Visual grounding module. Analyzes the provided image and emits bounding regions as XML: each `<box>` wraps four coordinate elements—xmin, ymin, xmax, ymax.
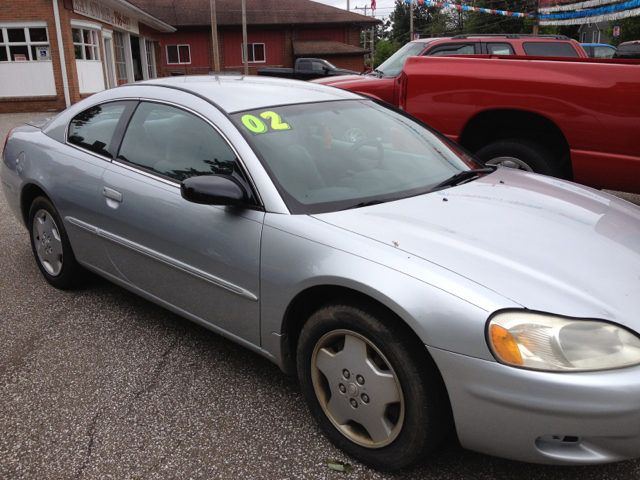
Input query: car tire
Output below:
<box><xmin>476</xmin><ymin>138</ymin><xmax>562</xmax><ymax>177</ymax></box>
<box><xmin>29</xmin><ymin>196</ymin><xmax>83</xmax><ymax>289</ymax></box>
<box><xmin>297</xmin><ymin>301</ymin><xmax>450</xmax><ymax>470</ymax></box>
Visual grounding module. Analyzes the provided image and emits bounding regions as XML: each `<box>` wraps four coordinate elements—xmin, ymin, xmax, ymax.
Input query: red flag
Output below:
<box><xmin>371</xmin><ymin>0</ymin><xmax>376</xmax><ymax>13</ymax></box>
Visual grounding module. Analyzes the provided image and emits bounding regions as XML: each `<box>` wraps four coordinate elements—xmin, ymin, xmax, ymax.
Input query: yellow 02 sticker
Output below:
<box><xmin>241</xmin><ymin>111</ymin><xmax>291</xmax><ymax>135</ymax></box>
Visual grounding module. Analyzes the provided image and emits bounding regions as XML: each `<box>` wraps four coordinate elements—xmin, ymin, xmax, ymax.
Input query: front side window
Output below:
<box><xmin>232</xmin><ymin>100</ymin><xmax>479</xmax><ymax>214</ymax></box>
<box><xmin>68</xmin><ymin>102</ymin><xmax>129</xmax><ymax>158</ymax></box>
<box><xmin>0</xmin><ymin>26</ymin><xmax>50</xmax><ymax>62</ymax></box>
<box><xmin>72</xmin><ymin>28</ymin><xmax>100</xmax><ymax>60</ymax></box>
<box><xmin>166</xmin><ymin>44</ymin><xmax>190</xmax><ymax>64</ymax></box>
<box><xmin>241</xmin><ymin>43</ymin><xmax>266</xmax><ymax>63</ymax></box>
<box><xmin>117</xmin><ymin>102</ymin><xmax>238</xmax><ymax>182</ymax></box>
<box><xmin>428</xmin><ymin>43</ymin><xmax>475</xmax><ymax>56</ymax></box>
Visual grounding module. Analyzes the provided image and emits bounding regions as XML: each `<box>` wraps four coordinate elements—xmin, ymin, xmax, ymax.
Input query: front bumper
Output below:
<box><xmin>429</xmin><ymin>346</ymin><xmax>640</xmax><ymax>465</ymax></box>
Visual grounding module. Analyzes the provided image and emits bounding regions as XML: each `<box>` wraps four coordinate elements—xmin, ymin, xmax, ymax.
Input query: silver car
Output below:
<box><xmin>3</xmin><ymin>76</ymin><xmax>640</xmax><ymax>471</ymax></box>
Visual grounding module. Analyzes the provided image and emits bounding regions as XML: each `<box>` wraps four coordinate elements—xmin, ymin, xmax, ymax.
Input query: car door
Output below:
<box><xmin>62</xmin><ymin>100</ymin><xmax>137</xmax><ymax>273</ymax></box>
<box><xmin>95</xmin><ymin>98</ymin><xmax>265</xmax><ymax>345</ymax></box>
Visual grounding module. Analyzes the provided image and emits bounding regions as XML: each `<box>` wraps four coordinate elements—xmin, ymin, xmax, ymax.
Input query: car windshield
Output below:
<box><xmin>375</xmin><ymin>42</ymin><xmax>427</xmax><ymax>77</ymax></box>
<box><xmin>232</xmin><ymin>100</ymin><xmax>480</xmax><ymax>214</ymax></box>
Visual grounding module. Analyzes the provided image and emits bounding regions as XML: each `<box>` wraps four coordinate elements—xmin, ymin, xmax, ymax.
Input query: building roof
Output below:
<box><xmin>129</xmin><ymin>0</ymin><xmax>381</xmax><ymax>27</ymax></box>
<box><xmin>293</xmin><ymin>39</ymin><xmax>370</xmax><ymax>56</ymax></box>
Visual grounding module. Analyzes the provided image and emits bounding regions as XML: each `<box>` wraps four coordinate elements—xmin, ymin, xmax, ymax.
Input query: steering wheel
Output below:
<box><xmin>346</xmin><ymin>138</ymin><xmax>385</xmax><ymax>170</ymax></box>
<box><xmin>342</xmin><ymin>127</ymin><xmax>369</xmax><ymax>143</ymax></box>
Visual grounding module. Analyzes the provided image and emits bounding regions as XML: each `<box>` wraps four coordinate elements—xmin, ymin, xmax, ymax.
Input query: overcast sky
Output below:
<box><xmin>312</xmin><ymin>0</ymin><xmax>393</xmax><ymax>20</ymax></box>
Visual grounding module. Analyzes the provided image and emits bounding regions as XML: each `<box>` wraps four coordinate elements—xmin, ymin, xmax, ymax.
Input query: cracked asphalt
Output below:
<box><xmin>1</xmin><ymin>112</ymin><xmax>640</xmax><ymax>479</ymax></box>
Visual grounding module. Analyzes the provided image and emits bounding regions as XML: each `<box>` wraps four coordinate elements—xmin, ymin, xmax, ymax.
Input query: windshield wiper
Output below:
<box><xmin>341</xmin><ymin>199</ymin><xmax>389</xmax><ymax>211</ymax></box>
<box><xmin>430</xmin><ymin>167</ymin><xmax>497</xmax><ymax>192</ymax></box>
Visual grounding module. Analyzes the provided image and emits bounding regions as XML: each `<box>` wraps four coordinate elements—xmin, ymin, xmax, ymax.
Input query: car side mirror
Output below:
<box><xmin>323</xmin><ymin>66</ymin><xmax>330</xmax><ymax>74</ymax></box>
<box><xmin>180</xmin><ymin>175</ymin><xmax>247</xmax><ymax>206</ymax></box>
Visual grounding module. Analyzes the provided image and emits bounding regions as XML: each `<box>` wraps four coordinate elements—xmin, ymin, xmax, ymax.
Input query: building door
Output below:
<box><xmin>103</xmin><ymin>37</ymin><xmax>116</xmax><ymax>89</ymax></box>
<box><xmin>113</xmin><ymin>31</ymin><xmax>128</xmax><ymax>85</ymax></box>
<box><xmin>129</xmin><ymin>35</ymin><xmax>143</xmax><ymax>81</ymax></box>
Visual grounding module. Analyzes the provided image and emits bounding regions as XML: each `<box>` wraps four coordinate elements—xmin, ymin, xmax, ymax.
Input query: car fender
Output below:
<box><xmin>260</xmin><ymin>213</ymin><xmax>520</xmax><ymax>373</ymax></box>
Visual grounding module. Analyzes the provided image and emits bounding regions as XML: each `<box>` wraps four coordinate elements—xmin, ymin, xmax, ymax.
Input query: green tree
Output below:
<box><xmin>374</xmin><ymin>40</ymin><xmax>396</xmax><ymax>68</ymax></box>
<box><xmin>389</xmin><ymin>1</ymin><xmax>449</xmax><ymax>46</ymax></box>
<box><xmin>605</xmin><ymin>17</ymin><xmax>640</xmax><ymax>46</ymax></box>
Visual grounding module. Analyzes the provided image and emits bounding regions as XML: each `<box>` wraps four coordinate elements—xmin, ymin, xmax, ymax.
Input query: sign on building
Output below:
<box><xmin>37</xmin><ymin>46</ymin><xmax>51</xmax><ymax>61</ymax></box>
<box><xmin>613</xmin><ymin>25</ymin><xmax>621</xmax><ymax>38</ymax></box>
<box><xmin>72</xmin><ymin>0</ymin><xmax>139</xmax><ymax>34</ymax></box>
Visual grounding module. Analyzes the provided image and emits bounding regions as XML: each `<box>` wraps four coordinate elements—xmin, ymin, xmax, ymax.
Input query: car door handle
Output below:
<box><xmin>103</xmin><ymin>187</ymin><xmax>123</xmax><ymax>202</ymax></box>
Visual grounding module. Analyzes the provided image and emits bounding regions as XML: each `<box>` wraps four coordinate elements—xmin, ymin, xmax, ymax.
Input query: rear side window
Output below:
<box><xmin>522</xmin><ymin>42</ymin><xmax>579</xmax><ymax>57</ymax></box>
<box><xmin>487</xmin><ymin>43</ymin><xmax>515</xmax><ymax>55</ymax></box>
<box><xmin>298</xmin><ymin>61</ymin><xmax>311</xmax><ymax>71</ymax></box>
<box><xmin>593</xmin><ymin>46</ymin><xmax>615</xmax><ymax>59</ymax></box>
<box><xmin>67</xmin><ymin>102</ymin><xmax>128</xmax><ymax>158</ymax></box>
<box><xmin>427</xmin><ymin>43</ymin><xmax>475</xmax><ymax>56</ymax></box>
<box><xmin>614</xmin><ymin>44</ymin><xmax>640</xmax><ymax>59</ymax></box>
<box><xmin>117</xmin><ymin>102</ymin><xmax>238</xmax><ymax>182</ymax></box>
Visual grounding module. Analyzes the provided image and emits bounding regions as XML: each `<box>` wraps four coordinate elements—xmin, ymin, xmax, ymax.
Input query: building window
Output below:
<box><xmin>113</xmin><ymin>31</ymin><xmax>128</xmax><ymax>83</ymax></box>
<box><xmin>593</xmin><ymin>31</ymin><xmax>599</xmax><ymax>43</ymax></box>
<box><xmin>166</xmin><ymin>45</ymin><xmax>190</xmax><ymax>64</ymax></box>
<box><xmin>581</xmin><ymin>32</ymin><xmax>586</xmax><ymax>43</ymax></box>
<box><xmin>145</xmin><ymin>39</ymin><xmax>156</xmax><ymax>78</ymax></box>
<box><xmin>241</xmin><ymin>43</ymin><xmax>266</xmax><ymax>63</ymax></box>
<box><xmin>73</xmin><ymin>28</ymin><xmax>100</xmax><ymax>61</ymax></box>
<box><xmin>0</xmin><ymin>26</ymin><xmax>50</xmax><ymax>62</ymax></box>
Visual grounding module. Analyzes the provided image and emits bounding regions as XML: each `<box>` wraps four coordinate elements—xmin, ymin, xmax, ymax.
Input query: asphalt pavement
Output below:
<box><xmin>1</xmin><ymin>112</ymin><xmax>639</xmax><ymax>479</ymax></box>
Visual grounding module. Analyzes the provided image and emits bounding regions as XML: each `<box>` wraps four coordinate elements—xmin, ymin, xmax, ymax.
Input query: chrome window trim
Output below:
<box><xmin>112</xmin><ymin>159</ymin><xmax>179</xmax><ymax>188</ymax></box>
<box><xmin>125</xmin><ymin>97</ymin><xmax>264</xmax><ymax>207</ymax></box>
<box><xmin>64</xmin><ymin>97</ymin><xmax>140</xmax><ymax>162</ymax></box>
<box><xmin>65</xmin><ymin>216</ymin><xmax>258</xmax><ymax>301</ymax></box>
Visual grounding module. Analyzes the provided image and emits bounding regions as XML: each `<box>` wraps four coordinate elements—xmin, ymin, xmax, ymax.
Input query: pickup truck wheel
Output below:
<box><xmin>476</xmin><ymin>139</ymin><xmax>562</xmax><ymax>177</ymax></box>
<box><xmin>297</xmin><ymin>301</ymin><xmax>450</xmax><ymax>470</ymax></box>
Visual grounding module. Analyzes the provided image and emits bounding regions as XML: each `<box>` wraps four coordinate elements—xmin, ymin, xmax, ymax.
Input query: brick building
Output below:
<box><xmin>0</xmin><ymin>0</ymin><xmax>379</xmax><ymax>112</ymax></box>
<box><xmin>129</xmin><ymin>0</ymin><xmax>379</xmax><ymax>76</ymax></box>
<box><xmin>0</xmin><ymin>0</ymin><xmax>174</xmax><ymax>113</ymax></box>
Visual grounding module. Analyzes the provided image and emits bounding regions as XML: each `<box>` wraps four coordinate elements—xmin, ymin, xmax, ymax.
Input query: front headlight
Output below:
<box><xmin>487</xmin><ymin>310</ymin><xmax>640</xmax><ymax>372</ymax></box>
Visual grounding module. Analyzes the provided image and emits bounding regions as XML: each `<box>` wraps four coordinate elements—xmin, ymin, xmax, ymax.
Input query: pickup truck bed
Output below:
<box><xmin>398</xmin><ymin>55</ymin><xmax>640</xmax><ymax>193</ymax></box>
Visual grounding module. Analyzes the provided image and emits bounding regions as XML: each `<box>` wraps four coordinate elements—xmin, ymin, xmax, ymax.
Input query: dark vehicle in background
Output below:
<box><xmin>257</xmin><ymin>58</ymin><xmax>360</xmax><ymax>81</ymax></box>
<box><xmin>313</xmin><ymin>34</ymin><xmax>587</xmax><ymax>105</ymax></box>
<box><xmin>614</xmin><ymin>40</ymin><xmax>640</xmax><ymax>59</ymax></box>
<box><xmin>581</xmin><ymin>43</ymin><xmax>616</xmax><ymax>58</ymax></box>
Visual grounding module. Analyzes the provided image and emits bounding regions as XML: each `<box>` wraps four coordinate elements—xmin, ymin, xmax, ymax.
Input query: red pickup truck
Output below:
<box><xmin>315</xmin><ymin>55</ymin><xmax>640</xmax><ymax>194</ymax></box>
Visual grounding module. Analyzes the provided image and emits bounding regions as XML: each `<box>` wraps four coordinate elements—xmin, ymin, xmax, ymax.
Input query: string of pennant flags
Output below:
<box><xmin>397</xmin><ymin>0</ymin><xmax>640</xmax><ymax>25</ymax></box>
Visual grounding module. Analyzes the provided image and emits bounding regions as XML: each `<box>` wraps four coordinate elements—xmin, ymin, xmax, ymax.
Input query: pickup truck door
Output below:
<box><xmin>296</xmin><ymin>60</ymin><xmax>315</xmax><ymax>80</ymax></box>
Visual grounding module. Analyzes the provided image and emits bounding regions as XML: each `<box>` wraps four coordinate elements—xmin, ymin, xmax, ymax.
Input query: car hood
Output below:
<box><xmin>312</xmin><ymin>73</ymin><xmax>382</xmax><ymax>86</ymax></box>
<box><xmin>313</xmin><ymin>168</ymin><xmax>640</xmax><ymax>329</ymax></box>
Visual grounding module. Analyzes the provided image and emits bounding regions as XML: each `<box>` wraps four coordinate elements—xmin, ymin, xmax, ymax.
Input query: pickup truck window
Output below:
<box><xmin>487</xmin><ymin>43</ymin><xmax>515</xmax><ymax>55</ymax></box>
<box><xmin>312</xmin><ymin>61</ymin><xmax>326</xmax><ymax>71</ymax></box>
<box><xmin>522</xmin><ymin>42</ymin><xmax>578</xmax><ymax>57</ymax></box>
<box><xmin>428</xmin><ymin>43</ymin><xmax>475</xmax><ymax>56</ymax></box>
<box><xmin>298</xmin><ymin>61</ymin><xmax>311</xmax><ymax>71</ymax></box>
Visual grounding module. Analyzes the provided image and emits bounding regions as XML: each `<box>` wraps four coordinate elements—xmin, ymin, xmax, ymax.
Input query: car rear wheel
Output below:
<box><xmin>29</xmin><ymin>197</ymin><xmax>82</xmax><ymax>289</ymax></box>
<box><xmin>297</xmin><ymin>301</ymin><xmax>450</xmax><ymax>470</ymax></box>
<box><xmin>476</xmin><ymin>138</ymin><xmax>562</xmax><ymax>177</ymax></box>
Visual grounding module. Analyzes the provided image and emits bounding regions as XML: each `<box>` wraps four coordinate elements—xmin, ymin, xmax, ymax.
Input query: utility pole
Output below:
<box><xmin>347</xmin><ymin>0</ymin><xmax>349</xmax><ymax>11</ymax></box>
<box><xmin>410</xmin><ymin>0</ymin><xmax>414</xmax><ymax>41</ymax></box>
<box><xmin>210</xmin><ymin>0</ymin><xmax>220</xmax><ymax>72</ymax></box>
<box><xmin>533</xmin><ymin>0</ymin><xmax>539</xmax><ymax>34</ymax></box>
<box><xmin>354</xmin><ymin>6</ymin><xmax>373</xmax><ymax>66</ymax></box>
<box><xmin>242</xmin><ymin>0</ymin><xmax>248</xmax><ymax>75</ymax></box>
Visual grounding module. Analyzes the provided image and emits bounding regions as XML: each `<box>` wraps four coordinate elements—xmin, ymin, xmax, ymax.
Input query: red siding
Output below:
<box><xmin>298</xmin><ymin>28</ymin><xmax>344</xmax><ymax>43</ymax></box>
<box><xmin>223</xmin><ymin>30</ymin><xmax>283</xmax><ymax>67</ymax></box>
<box><xmin>158</xmin><ymin>31</ymin><xmax>210</xmax><ymax>68</ymax></box>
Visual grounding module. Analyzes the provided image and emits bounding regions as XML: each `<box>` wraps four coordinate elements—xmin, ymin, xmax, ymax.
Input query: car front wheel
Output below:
<box><xmin>297</xmin><ymin>301</ymin><xmax>450</xmax><ymax>470</ymax></box>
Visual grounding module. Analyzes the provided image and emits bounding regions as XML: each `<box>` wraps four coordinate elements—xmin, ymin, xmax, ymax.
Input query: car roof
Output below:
<box><xmin>136</xmin><ymin>75</ymin><xmax>362</xmax><ymax>114</ymax></box>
